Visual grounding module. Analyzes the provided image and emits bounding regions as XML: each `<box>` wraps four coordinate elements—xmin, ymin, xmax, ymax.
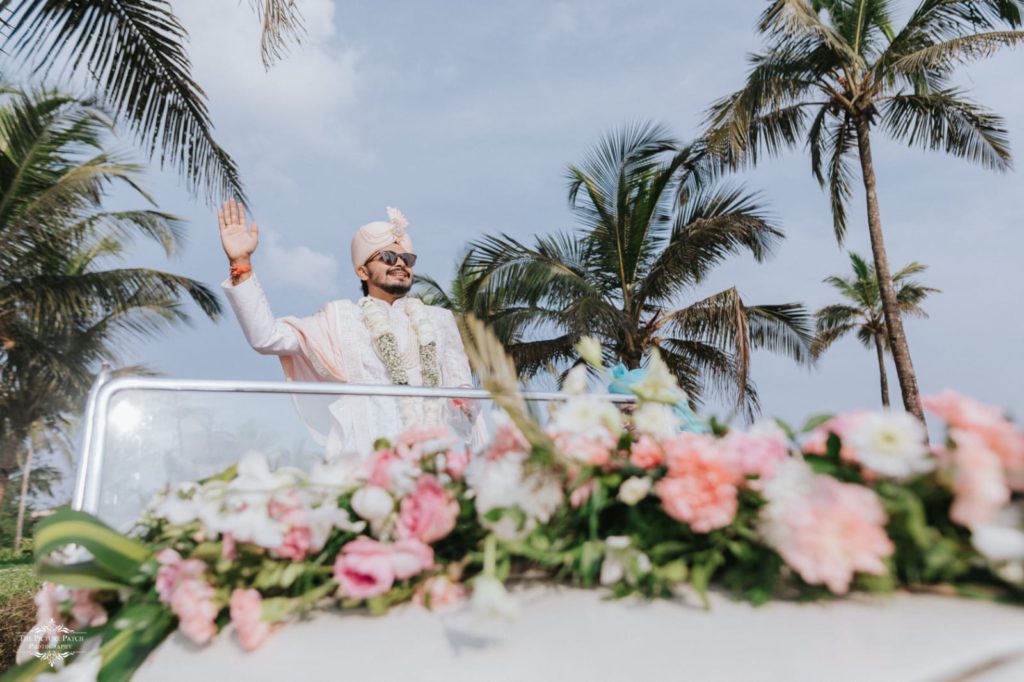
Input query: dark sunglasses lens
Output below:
<box><xmin>400</xmin><ymin>253</ymin><xmax>417</xmax><ymax>267</ymax></box>
<box><xmin>379</xmin><ymin>251</ymin><xmax>398</xmax><ymax>265</ymax></box>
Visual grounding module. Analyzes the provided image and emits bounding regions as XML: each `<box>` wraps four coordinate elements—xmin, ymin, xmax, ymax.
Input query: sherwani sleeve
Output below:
<box><xmin>221</xmin><ymin>273</ymin><xmax>301</xmax><ymax>356</ymax></box>
<box><xmin>438</xmin><ymin>309</ymin><xmax>474</xmax><ymax>388</ymax></box>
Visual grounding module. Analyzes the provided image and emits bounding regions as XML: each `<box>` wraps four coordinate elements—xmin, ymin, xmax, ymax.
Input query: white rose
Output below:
<box><xmin>971</xmin><ymin>524</ymin><xmax>1024</xmax><ymax>562</ymax></box>
<box><xmin>351</xmin><ymin>486</ymin><xmax>395</xmax><ymax>523</ymax></box>
<box><xmin>632</xmin><ymin>403</ymin><xmax>682</xmax><ymax>440</ymax></box>
<box><xmin>563</xmin><ymin>364</ymin><xmax>589</xmax><ymax>395</ymax></box>
<box><xmin>471</xmin><ymin>575</ymin><xmax>519</xmax><ymax>619</ymax></box>
<box><xmin>550</xmin><ymin>396</ymin><xmax>621</xmax><ymax>438</ymax></box>
<box><xmin>630</xmin><ymin>352</ymin><xmax>686</xmax><ymax>404</ymax></box>
<box><xmin>617</xmin><ymin>477</ymin><xmax>652</xmax><ymax>506</ymax></box>
<box><xmin>844</xmin><ymin>411</ymin><xmax>932</xmax><ymax>479</ymax></box>
<box><xmin>466</xmin><ymin>453</ymin><xmax>526</xmax><ymax>514</ymax></box>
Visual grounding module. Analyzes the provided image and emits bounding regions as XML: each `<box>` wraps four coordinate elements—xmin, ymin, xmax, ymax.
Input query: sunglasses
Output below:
<box><xmin>367</xmin><ymin>250</ymin><xmax>418</xmax><ymax>267</ymax></box>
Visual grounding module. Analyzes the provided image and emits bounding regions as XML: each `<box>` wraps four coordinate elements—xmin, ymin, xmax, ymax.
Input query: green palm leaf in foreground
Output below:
<box><xmin>464</xmin><ymin>122</ymin><xmax>813</xmax><ymax>420</ymax></box>
<box><xmin>1</xmin><ymin>0</ymin><xmax>250</xmax><ymax>202</ymax></box>
<box><xmin>0</xmin><ymin>86</ymin><xmax>222</xmax><ymax>514</ymax></box>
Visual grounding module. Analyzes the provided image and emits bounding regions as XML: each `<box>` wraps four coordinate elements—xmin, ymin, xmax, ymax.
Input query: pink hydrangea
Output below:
<box><xmin>655</xmin><ymin>440</ymin><xmax>738</xmax><ymax>533</ymax></box>
<box><xmin>924</xmin><ymin>390</ymin><xmax>1024</xmax><ymax>491</ymax></box>
<box><xmin>948</xmin><ymin>428</ymin><xmax>1010</xmax><ymax>528</ymax></box>
<box><xmin>718</xmin><ymin>422</ymin><xmax>790</xmax><ymax>480</ymax></box>
<box><xmin>761</xmin><ymin>461</ymin><xmax>893</xmax><ymax>594</ymax></box>
<box><xmin>230</xmin><ymin>588</ymin><xmax>271</xmax><ymax>652</ymax></box>
<box><xmin>629</xmin><ymin>435</ymin><xmax>664</xmax><ymax>470</ymax></box>
<box><xmin>397</xmin><ymin>475</ymin><xmax>460</xmax><ymax>543</ymax></box>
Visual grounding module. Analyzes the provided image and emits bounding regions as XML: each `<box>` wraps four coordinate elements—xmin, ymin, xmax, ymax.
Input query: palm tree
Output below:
<box><xmin>813</xmin><ymin>252</ymin><xmax>938</xmax><ymax>406</ymax></box>
<box><xmin>0</xmin><ymin>0</ymin><xmax>307</xmax><ymax>202</ymax></box>
<box><xmin>0</xmin><ymin>86</ymin><xmax>222</xmax><ymax>513</ymax></box>
<box><xmin>703</xmin><ymin>0</ymin><xmax>1023</xmax><ymax>420</ymax></box>
<box><xmin>463</xmin><ymin>123</ymin><xmax>813</xmax><ymax>420</ymax></box>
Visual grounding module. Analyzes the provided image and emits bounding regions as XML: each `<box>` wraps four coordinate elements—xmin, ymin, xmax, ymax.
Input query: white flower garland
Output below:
<box><xmin>359</xmin><ymin>296</ymin><xmax>443</xmax><ymax>428</ymax></box>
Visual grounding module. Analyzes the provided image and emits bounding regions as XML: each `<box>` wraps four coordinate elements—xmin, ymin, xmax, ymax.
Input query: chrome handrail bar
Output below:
<box><xmin>74</xmin><ymin>374</ymin><xmax>636</xmax><ymax>513</ymax></box>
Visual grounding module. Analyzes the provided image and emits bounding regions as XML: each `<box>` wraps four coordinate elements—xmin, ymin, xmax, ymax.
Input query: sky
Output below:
<box><xmin>57</xmin><ymin>0</ymin><xmax>1024</xmax><ymax>427</ymax></box>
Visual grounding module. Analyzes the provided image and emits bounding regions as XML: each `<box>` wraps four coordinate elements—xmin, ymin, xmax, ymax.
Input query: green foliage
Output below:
<box><xmin>463</xmin><ymin>123</ymin><xmax>814</xmax><ymax>420</ymax></box>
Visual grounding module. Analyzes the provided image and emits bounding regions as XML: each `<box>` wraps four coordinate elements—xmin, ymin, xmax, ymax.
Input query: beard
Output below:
<box><xmin>372</xmin><ymin>267</ymin><xmax>413</xmax><ymax>296</ymax></box>
<box><xmin>380</xmin><ymin>280</ymin><xmax>412</xmax><ymax>296</ymax></box>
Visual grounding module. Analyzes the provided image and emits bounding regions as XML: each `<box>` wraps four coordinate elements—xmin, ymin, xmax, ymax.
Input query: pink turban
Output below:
<box><xmin>350</xmin><ymin>207</ymin><xmax>415</xmax><ymax>273</ymax></box>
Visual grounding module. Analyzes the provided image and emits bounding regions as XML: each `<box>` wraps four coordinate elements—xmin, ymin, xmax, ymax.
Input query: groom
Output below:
<box><xmin>218</xmin><ymin>198</ymin><xmax>481</xmax><ymax>457</ymax></box>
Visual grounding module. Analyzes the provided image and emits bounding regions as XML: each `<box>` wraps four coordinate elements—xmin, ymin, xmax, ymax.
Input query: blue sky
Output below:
<box><xmin>100</xmin><ymin>0</ymin><xmax>1023</xmax><ymax>426</ymax></box>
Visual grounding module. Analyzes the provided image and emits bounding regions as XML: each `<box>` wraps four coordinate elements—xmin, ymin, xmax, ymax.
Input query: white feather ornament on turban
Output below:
<box><xmin>350</xmin><ymin>207</ymin><xmax>415</xmax><ymax>273</ymax></box>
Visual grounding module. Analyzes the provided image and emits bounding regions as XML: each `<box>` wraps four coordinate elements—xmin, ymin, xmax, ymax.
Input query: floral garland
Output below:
<box><xmin>358</xmin><ymin>296</ymin><xmax>443</xmax><ymax>428</ymax></box>
<box><xmin>13</xmin><ymin>342</ymin><xmax>1024</xmax><ymax>681</ymax></box>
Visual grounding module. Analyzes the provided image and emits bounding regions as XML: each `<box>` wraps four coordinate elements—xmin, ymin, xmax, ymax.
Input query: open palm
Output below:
<box><xmin>218</xmin><ymin>198</ymin><xmax>258</xmax><ymax>261</ymax></box>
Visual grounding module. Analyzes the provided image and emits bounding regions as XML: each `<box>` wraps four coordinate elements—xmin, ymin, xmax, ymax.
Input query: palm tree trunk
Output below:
<box><xmin>874</xmin><ymin>332</ymin><xmax>890</xmax><ymax>408</ymax></box>
<box><xmin>853</xmin><ymin>117</ymin><xmax>924</xmax><ymax>422</ymax></box>
<box><xmin>14</xmin><ymin>438</ymin><xmax>34</xmax><ymax>552</ymax></box>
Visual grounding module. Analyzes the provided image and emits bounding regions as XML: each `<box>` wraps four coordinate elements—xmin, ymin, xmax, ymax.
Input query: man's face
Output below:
<box><xmin>362</xmin><ymin>247</ymin><xmax>415</xmax><ymax>296</ymax></box>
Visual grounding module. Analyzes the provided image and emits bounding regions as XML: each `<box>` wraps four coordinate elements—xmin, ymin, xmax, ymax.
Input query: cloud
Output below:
<box><xmin>261</xmin><ymin>229</ymin><xmax>340</xmax><ymax>296</ymax></box>
<box><xmin>173</xmin><ymin>0</ymin><xmax>367</xmax><ymax>162</ymax></box>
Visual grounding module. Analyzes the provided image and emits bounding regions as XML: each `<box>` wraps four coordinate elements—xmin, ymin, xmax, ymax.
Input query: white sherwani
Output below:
<box><xmin>223</xmin><ymin>274</ymin><xmax>480</xmax><ymax>457</ymax></box>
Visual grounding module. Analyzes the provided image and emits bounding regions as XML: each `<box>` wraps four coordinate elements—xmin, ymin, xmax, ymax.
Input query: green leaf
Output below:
<box><xmin>99</xmin><ymin>605</ymin><xmax>175</xmax><ymax>682</ymax></box>
<box><xmin>35</xmin><ymin>509</ymin><xmax>151</xmax><ymax>580</ymax></box>
<box><xmin>655</xmin><ymin>559</ymin><xmax>688</xmax><ymax>584</ymax></box>
<box><xmin>801</xmin><ymin>413</ymin><xmax>833</xmax><ymax>433</ymax></box>
<box><xmin>37</xmin><ymin>559</ymin><xmax>131</xmax><ymax>590</ymax></box>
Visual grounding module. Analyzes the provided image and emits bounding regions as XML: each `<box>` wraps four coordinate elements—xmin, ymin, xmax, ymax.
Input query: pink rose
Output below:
<box><xmin>948</xmin><ymin>428</ymin><xmax>1010</xmax><ymax>528</ymax></box>
<box><xmin>629</xmin><ymin>435</ymin><xmax>664</xmax><ymax>469</ymax></box>
<box><xmin>413</xmin><ymin>576</ymin><xmax>466</xmax><ymax>611</ymax></box>
<box><xmin>445</xmin><ymin>448</ymin><xmax>470</xmax><ymax>480</ymax></box>
<box><xmin>398</xmin><ymin>475</ymin><xmax>460</xmax><ymax>543</ymax></box>
<box><xmin>924</xmin><ymin>391</ymin><xmax>1024</xmax><ymax>490</ymax></box>
<box><xmin>275</xmin><ymin>526</ymin><xmax>312</xmax><ymax>562</ymax></box>
<box><xmin>390</xmin><ymin>538</ymin><xmax>434</xmax><ymax>579</ymax></box>
<box><xmin>334</xmin><ymin>537</ymin><xmax>395</xmax><ymax>600</ymax></box>
<box><xmin>655</xmin><ymin>444</ymin><xmax>738</xmax><ymax>533</ymax></box>
<box><xmin>230</xmin><ymin>588</ymin><xmax>272</xmax><ymax>652</ymax></box>
<box><xmin>171</xmin><ymin>578</ymin><xmax>219</xmax><ymax>645</ymax></box>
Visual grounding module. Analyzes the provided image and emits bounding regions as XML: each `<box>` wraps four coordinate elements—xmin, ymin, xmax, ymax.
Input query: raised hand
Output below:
<box><xmin>218</xmin><ymin>197</ymin><xmax>258</xmax><ymax>264</ymax></box>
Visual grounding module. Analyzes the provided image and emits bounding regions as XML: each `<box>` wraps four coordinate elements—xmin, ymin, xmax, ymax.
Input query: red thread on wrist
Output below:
<box><xmin>230</xmin><ymin>263</ymin><xmax>252</xmax><ymax>278</ymax></box>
